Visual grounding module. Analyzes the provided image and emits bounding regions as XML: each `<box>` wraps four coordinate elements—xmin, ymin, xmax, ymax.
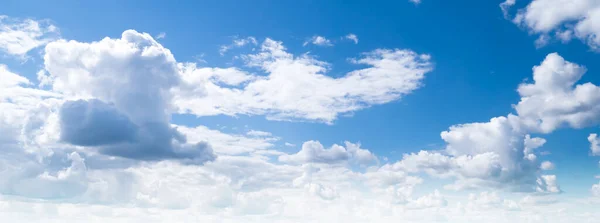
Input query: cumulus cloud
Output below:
<box><xmin>514</xmin><ymin>53</ymin><xmax>600</xmax><ymax>133</ymax></box>
<box><xmin>540</xmin><ymin>161</ymin><xmax>555</xmax><ymax>170</ymax></box>
<box><xmin>536</xmin><ymin>175</ymin><xmax>561</xmax><ymax>193</ymax></box>
<box><xmin>303</xmin><ymin>35</ymin><xmax>333</xmax><ymax>47</ymax></box>
<box><xmin>508</xmin><ymin>0</ymin><xmax>600</xmax><ymax>50</ymax></box>
<box><xmin>175</xmin><ymin>38</ymin><xmax>433</xmax><ymax>123</ymax></box>
<box><xmin>279</xmin><ymin>141</ymin><xmax>377</xmax><ymax>165</ymax></box>
<box><xmin>40</xmin><ymin>30</ymin><xmax>215</xmax><ymax>163</ymax></box>
<box><xmin>0</xmin><ymin>15</ymin><xmax>59</xmax><ymax>57</ymax></box>
<box><xmin>382</xmin><ymin>53</ymin><xmax>599</xmax><ymax>193</ymax></box>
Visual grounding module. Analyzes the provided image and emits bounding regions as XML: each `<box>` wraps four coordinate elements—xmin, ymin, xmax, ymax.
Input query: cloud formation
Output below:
<box><xmin>507</xmin><ymin>0</ymin><xmax>600</xmax><ymax>50</ymax></box>
<box><xmin>0</xmin><ymin>15</ymin><xmax>59</xmax><ymax>57</ymax></box>
<box><xmin>175</xmin><ymin>39</ymin><xmax>433</xmax><ymax>123</ymax></box>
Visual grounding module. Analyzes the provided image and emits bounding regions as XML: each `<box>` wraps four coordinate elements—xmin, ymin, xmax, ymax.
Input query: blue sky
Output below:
<box><xmin>2</xmin><ymin>0</ymin><xmax>600</xmax><ymax>222</ymax></box>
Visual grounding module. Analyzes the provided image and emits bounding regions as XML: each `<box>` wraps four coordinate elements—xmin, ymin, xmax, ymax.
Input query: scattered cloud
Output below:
<box><xmin>175</xmin><ymin>39</ymin><xmax>433</xmax><ymax>123</ymax></box>
<box><xmin>219</xmin><ymin>36</ymin><xmax>257</xmax><ymax>55</ymax></box>
<box><xmin>0</xmin><ymin>15</ymin><xmax>59</xmax><ymax>58</ymax></box>
<box><xmin>303</xmin><ymin>35</ymin><xmax>333</xmax><ymax>47</ymax></box>
<box><xmin>508</xmin><ymin>0</ymin><xmax>600</xmax><ymax>50</ymax></box>
<box><xmin>343</xmin><ymin>33</ymin><xmax>359</xmax><ymax>44</ymax></box>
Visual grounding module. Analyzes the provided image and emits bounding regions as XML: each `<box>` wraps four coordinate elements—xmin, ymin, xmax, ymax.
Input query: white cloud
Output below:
<box><xmin>246</xmin><ymin>129</ymin><xmax>272</xmax><ymax>137</ymax></box>
<box><xmin>284</xmin><ymin>142</ymin><xmax>296</xmax><ymax>147</ymax></box>
<box><xmin>41</xmin><ymin>30</ymin><xmax>215</xmax><ymax>163</ymax></box>
<box><xmin>514</xmin><ymin>53</ymin><xmax>600</xmax><ymax>133</ymax></box>
<box><xmin>178</xmin><ymin>125</ymin><xmax>277</xmax><ymax>155</ymax></box>
<box><xmin>384</xmin><ymin>53</ymin><xmax>600</xmax><ymax>193</ymax></box>
<box><xmin>540</xmin><ymin>161</ymin><xmax>555</xmax><ymax>170</ymax></box>
<box><xmin>0</xmin><ymin>15</ymin><xmax>59</xmax><ymax>57</ymax></box>
<box><xmin>536</xmin><ymin>175</ymin><xmax>561</xmax><ymax>193</ymax></box>
<box><xmin>588</xmin><ymin>133</ymin><xmax>600</xmax><ymax>156</ymax></box>
<box><xmin>279</xmin><ymin>141</ymin><xmax>377</xmax><ymax>165</ymax></box>
<box><xmin>303</xmin><ymin>35</ymin><xmax>333</xmax><ymax>47</ymax></box>
<box><xmin>3</xmin><ymin>23</ymin><xmax>600</xmax><ymax>222</ymax></box>
<box><xmin>155</xmin><ymin>32</ymin><xmax>166</xmax><ymax>39</ymax></box>
<box><xmin>219</xmin><ymin>36</ymin><xmax>257</xmax><ymax>55</ymax></box>
<box><xmin>500</xmin><ymin>0</ymin><xmax>516</xmax><ymax>19</ymax></box>
<box><xmin>175</xmin><ymin>39</ymin><xmax>433</xmax><ymax>123</ymax></box>
<box><xmin>344</xmin><ymin>33</ymin><xmax>358</xmax><ymax>44</ymax></box>
<box><xmin>509</xmin><ymin>0</ymin><xmax>600</xmax><ymax>50</ymax></box>
<box><xmin>406</xmin><ymin>190</ymin><xmax>447</xmax><ymax>209</ymax></box>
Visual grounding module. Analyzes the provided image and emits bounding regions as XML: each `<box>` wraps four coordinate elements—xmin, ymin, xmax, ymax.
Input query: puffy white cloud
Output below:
<box><xmin>509</xmin><ymin>0</ymin><xmax>600</xmax><ymax>50</ymax></box>
<box><xmin>514</xmin><ymin>53</ymin><xmax>600</xmax><ymax>133</ymax></box>
<box><xmin>303</xmin><ymin>35</ymin><xmax>333</xmax><ymax>47</ymax></box>
<box><xmin>384</xmin><ymin>53</ymin><xmax>600</xmax><ymax>192</ymax></box>
<box><xmin>0</xmin><ymin>15</ymin><xmax>59</xmax><ymax>57</ymax></box>
<box><xmin>41</xmin><ymin>30</ymin><xmax>215</xmax><ymax>163</ymax></box>
<box><xmin>279</xmin><ymin>141</ymin><xmax>376</xmax><ymax>165</ymax></box>
<box><xmin>536</xmin><ymin>175</ymin><xmax>561</xmax><ymax>193</ymax></box>
<box><xmin>540</xmin><ymin>161</ymin><xmax>555</xmax><ymax>170</ymax></box>
<box><xmin>589</xmin><ymin>133</ymin><xmax>600</xmax><ymax>156</ymax></box>
<box><xmin>175</xmin><ymin>39</ymin><xmax>433</xmax><ymax>123</ymax></box>
<box><xmin>219</xmin><ymin>36</ymin><xmax>257</xmax><ymax>55</ymax></box>
<box><xmin>344</xmin><ymin>33</ymin><xmax>358</xmax><ymax>44</ymax></box>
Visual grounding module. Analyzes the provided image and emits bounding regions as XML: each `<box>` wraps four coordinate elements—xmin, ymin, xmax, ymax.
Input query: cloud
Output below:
<box><xmin>175</xmin><ymin>39</ymin><xmax>433</xmax><ymax>123</ymax></box>
<box><xmin>155</xmin><ymin>32</ymin><xmax>166</xmax><ymax>39</ymax></box>
<box><xmin>406</xmin><ymin>190</ymin><xmax>447</xmax><ymax>209</ymax></box>
<box><xmin>303</xmin><ymin>35</ymin><xmax>333</xmax><ymax>47</ymax></box>
<box><xmin>540</xmin><ymin>161</ymin><xmax>555</xmax><ymax>170</ymax></box>
<box><xmin>514</xmin><ymin>53</ymin><xmax>600</xmax><ymax>133</ymax></box>
<box><xmin>500</xmin><ymin>0</ymin><xmax>516</xmax><ymax>19</ymax></box>
<box><xmin>589</xmin><ymin>133</ymin><xmax>600</xmax><ymax>156</ymax></box>
<box><xmin>59</xmin><ymin>99</ymin><xmax>138</xmax><ymax>146</ymax></box>
<box><xmin>219</xmin><ymin>36</ymin><xmax>257</xmax><ymax>55</ymax></box>
<box><xmin>0</xmin><ymin>15</ymin><xmax>59</xmax><ymax>58</ymax></box>
<box><xmin>177</xmin><ymin>125</ymin><xmax>278</xmax><ymax>155</ymax></box>
<box><xmin>508</xmin><ymin>0</ymin><xmax>600</xmax><ymax>50</ymax></box>
<box><xmin>593</xmin><ymin>181</ymin><xmax>600</xmax><ymax>197</ymax></box>
<box><xmin>246</xmin><ymin>129</ymin><xmax>272</xmax><ymax>137</ymax></box>
<box><xmin>344</xmin><ymin>33</ymin><xmax>359</xmax><ymax>44</ymax></box>
<box><xmin>383</xmin><ymin>53</ymin><xmax>598</xmax><ymax>193</ymax></box>
<box><xmin>279</xmin><ymin>141</ymin><xmax>377</xmax><ymax>165</ymax></box>
<box><xmin>42</xmin><ymin>30</ymin><xmax>215</xmax><ymax>163</ymax></box>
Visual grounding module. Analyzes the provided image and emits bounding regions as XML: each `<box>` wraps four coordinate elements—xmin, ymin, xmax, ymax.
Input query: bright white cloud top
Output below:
<box><xmin>1</xmin><ymin>9</ymin><xmax>600</xmax><ymax>222</ymax></box>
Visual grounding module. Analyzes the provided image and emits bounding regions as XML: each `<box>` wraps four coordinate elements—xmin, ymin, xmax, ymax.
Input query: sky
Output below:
<box><xmin>1</xmin><ymin>0</ymin><xmax>600</xmax><ymax>222</ymax></box>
